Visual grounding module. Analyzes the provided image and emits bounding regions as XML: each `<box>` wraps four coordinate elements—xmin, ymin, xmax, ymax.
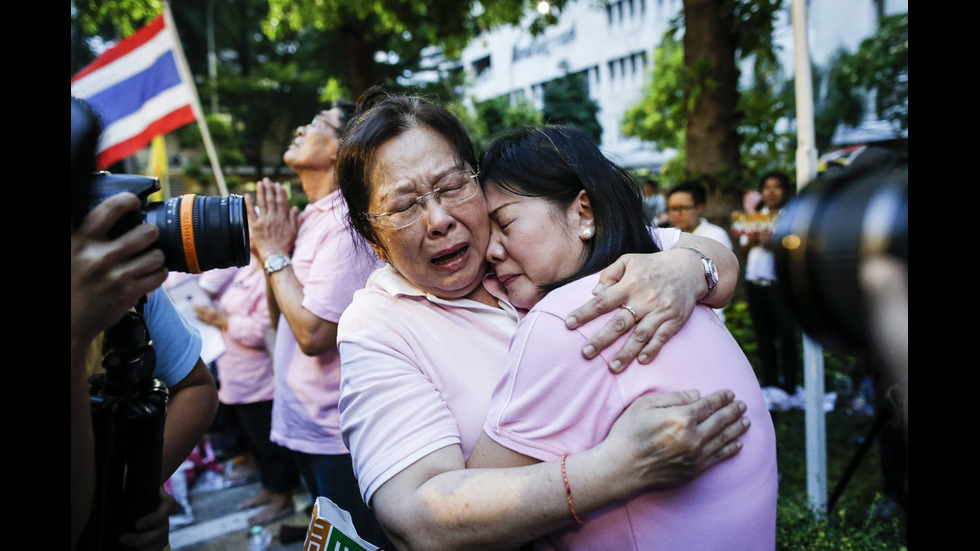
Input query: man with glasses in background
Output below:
<box><xmin>246</xmin><ymin>100</ymin><xmax>385</xmax><ymax>542</ymax></box>
<box><xmin>666</xmin><ymin>180</ymin><xmax>733</xmax><ymax>321</ymax></box>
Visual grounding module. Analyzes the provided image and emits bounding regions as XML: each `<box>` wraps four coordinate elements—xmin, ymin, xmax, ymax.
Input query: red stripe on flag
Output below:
<box><xmin>96</xmin><ymin>105</ymin><xmax>195</xmax><ymax>169</ymax></box>
<box><xmin>72</xmin><ymin>15</ymin><xmax>167</xmax><ymax>83</ymax></box>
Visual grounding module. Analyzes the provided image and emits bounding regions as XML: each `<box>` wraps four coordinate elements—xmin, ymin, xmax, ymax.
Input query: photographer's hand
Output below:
<box><xmin>71</xmin><ymin>192</ymin><xmax>168</xmax><ymax>345</ymax></box>
<box><xmin>117</xmin><ymin>488</ymin><xmax>177</xmax><ymax>551</ymax></box>
<box><xmin>246</xmin><ymin>178</ymin><xmax>299</xmax><ymax>263</ymax></box>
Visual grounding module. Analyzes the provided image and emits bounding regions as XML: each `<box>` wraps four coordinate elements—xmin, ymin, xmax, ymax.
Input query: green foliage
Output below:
<box><xmin>775</xmin><ymin>496</ymin><xmax>906</xmax><ymax>550</ymax></box>
<box><xmin>851</xmin><ymin>13</ymin><xmax>908</xmax><ymax>131</ymax></box>
<box><xmin>622</xmin><ymin>35</ymin><xmax>686</xmax><ymax>151</ymax></box>
<box><xmin>806</xmin><ymin>13</ymin><xmax>907</xmax><ymax>150</ymax></box>
<box><xmin>72</xmin><ymin>0</ymin><xmax>161</xmax><ymax>37</ymax></box>
<box><xmin>263</xmin><ymin>0</ymin><xmax>569</xmax><ymax>59</ymax></box>
<box><xmin>542</xmin><ymin>70</ymin><xmax>602</xmax><ymax>144</ymax></box>
<box><xmin>623</xmin><ymin>1</ymin><xmax>790</xmax><ymax>189</ymax></box>
<box><xmin>739</xmin><ymin>51</ymin><xmax>796</xmax><ymax>175</ymax></box>
<box><xmin>811</xmin><ymin>52</ymin><xmax>867</xmax><ymax>151</ymax></box>
<box><xmin>471</xmin><ymin>95</ymin><xmax>542</xmax><ymax>150</ymax></box>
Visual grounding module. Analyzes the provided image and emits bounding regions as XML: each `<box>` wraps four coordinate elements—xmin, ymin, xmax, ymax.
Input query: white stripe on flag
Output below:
<box><xmin>99</xmin><ymin>85</ymin><xmax>196</xmax><ymax>153</ymax></box>
<box><xmin>71</xmin><ymin>29</ymin><xmax>174</xmax><ymax>98</ymax></box>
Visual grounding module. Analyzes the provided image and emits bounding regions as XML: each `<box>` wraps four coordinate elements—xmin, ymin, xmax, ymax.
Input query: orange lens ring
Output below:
<box><xmin>179</xmin><ymin>194</ymin><xmax>201</xmax><ymax>273</ymax></box>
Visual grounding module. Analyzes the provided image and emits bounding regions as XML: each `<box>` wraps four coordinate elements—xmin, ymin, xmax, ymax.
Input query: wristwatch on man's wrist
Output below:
<box><xmin>680</xmin><ymin>247</ymin><xmax>719</xmax><ymax>300</ymax></box>
<box><xmin>263</xmin><ymin>254</ymin><xmax>292</xmax><ymax>275</ymax></box>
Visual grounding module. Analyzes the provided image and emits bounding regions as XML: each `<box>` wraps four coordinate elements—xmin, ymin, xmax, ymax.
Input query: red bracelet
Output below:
<box><xmin>561</xmin><ymin>453</ymin><xmax>586</xmax><ymax>524</ymax></box>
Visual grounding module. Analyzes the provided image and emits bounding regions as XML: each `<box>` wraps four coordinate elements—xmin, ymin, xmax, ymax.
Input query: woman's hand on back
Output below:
<box><xmin>592</xmin><ymin>389</ymin><xmax>749</xmax><ymax>492</ymax></box>
<box><xmin>564</xmin><ymin>235</ymin><xmax>738</xmax><ymax>371</ymax></box>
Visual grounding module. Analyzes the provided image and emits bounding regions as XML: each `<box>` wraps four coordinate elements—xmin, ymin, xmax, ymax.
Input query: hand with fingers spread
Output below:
<box><xmin>565</xmin><ymin>233</ymin><xmax>738</xmax><ymax>371</ymax></box>
<box><xmin>565</xmin><ymin>250</ymin><xmax>702</xmax><ymax>371</ymax></box>
<box><xmin>597</xmin><ymin>389</ymin><xmax>750</xmax><ymax>489</ymax></box>
<box><xmin>246</xmin><ymin>178</ymin><xmax>300</xmax><ymax>264</ymax></box>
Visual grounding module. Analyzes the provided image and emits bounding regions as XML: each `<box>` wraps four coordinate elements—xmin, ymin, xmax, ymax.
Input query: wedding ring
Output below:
<box><xmin>620</xmin><ymin>304</ymin><xmax>639</xmax><ymax>325</ymax></box>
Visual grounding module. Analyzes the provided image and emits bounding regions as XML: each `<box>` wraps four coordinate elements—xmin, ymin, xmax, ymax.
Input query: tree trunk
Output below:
<box><xmin>341</xmin><ymin>23</ymin><xmax>376</xmax><ymax>99</ymax></box>
<box><xmin>683</xmin><ymin>0</ymin><xmax>742</xmax><ymax>188</ymax></box>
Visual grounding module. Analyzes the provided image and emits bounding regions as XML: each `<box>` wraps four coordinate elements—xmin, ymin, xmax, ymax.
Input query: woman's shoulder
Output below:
<box><xmin>531</xmin><ymin>273</ymin><xmax>604</xmax><ymax>320</ymax></box>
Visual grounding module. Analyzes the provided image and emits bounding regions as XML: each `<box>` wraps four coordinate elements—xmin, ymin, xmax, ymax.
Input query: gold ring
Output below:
<box><xmin>620</xmin><ymin>304</ymin><xmax>639</xmax><ymax>325</ymax></box>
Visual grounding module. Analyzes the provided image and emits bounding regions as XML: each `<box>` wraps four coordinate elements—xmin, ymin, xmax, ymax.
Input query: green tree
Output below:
<box><xmin>810</xmin><ymin>13</ymin><xmax>908</xmax><ymax>151</ymax></box>
<box><xmin>622</xmin><ymin>34</ymin><xmax>688</xmax><ymax>182</ymax></box>
<box><xmin>623</xmin><ymin>0</ymin><xmax>785</xmax><ymax>192</ymax></box>
<box><xmin>262</xmin><ymin>0</ymin><xmax>572</xmax><ymax>98</ymax></box>
<box><xmin>466</xmin><ymin>94</ymin><xmax>542</xmax><ymax>153</ymax></box>
<box><xmin>542</xmin><ymin>69</ymin><xmax>602</xmax><ymax>144</ymax></box>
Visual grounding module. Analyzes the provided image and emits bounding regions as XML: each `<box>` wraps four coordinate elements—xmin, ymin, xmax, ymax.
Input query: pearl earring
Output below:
<box><xmin>581</xmin><ymin>228</ymin><xmax>593</xmax><ymax>240</ymax></box>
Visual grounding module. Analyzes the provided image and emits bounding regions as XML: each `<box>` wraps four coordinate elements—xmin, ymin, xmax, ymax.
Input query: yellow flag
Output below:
<box><xmin>147</xmin><ymin>135</ymin><xmax>168</xmax><ymax>201</ymax></box>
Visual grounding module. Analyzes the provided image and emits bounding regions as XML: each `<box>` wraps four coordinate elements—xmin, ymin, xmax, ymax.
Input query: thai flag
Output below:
<box><xmin>71</xmin><ymin>13</ymin><xmax>197</xmax><ymax>169</ymax></box>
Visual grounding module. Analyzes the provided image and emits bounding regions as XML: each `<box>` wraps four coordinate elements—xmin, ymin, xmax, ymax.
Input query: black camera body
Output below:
<box><xmin>72</xmin><ymin>97</ymin><xmax>250</xmax><ymax>274</ymax></box>
<box><xmin>87</xmin><ymin>171</ymin><xmax>251</xmax><ymax>273</ymax></box>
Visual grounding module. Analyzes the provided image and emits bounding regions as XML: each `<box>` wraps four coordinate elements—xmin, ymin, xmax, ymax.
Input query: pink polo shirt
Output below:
<box><xmin>484</xmin><ymin>272</ymin><xmax>778</xmax><ymax>550</ymax></box>
<box><xmin>270</xmin><ymin>190</ymin><xmax>380</xmax><ymax>455</ymax></box>
<box><xmin>337</xmin><ymin>264</ymin><xmax>520</xmax><ymax>505</ymax></box>
<box><xmin>214</xmin><ymin>259</ymin><xmax>275</xmax><ymax>405</ymax></box>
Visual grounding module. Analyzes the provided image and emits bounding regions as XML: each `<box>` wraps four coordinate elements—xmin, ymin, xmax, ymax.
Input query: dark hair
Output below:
<box><xmin>758</xmin><ymin>170</ymin><xmax>793</xmax><ymax>209</ymax></box>
<box><xmin>480</xmin><ymin>125</ymin><xmax>659</xmax><ymax>292</ymax></box>
<box><xmin>333</xmin><ymin>97</ymin><xmax>357</xmax><ymax>131</ymax></box>
<box><xmin>667</xmin><ymin>180</ymin><xmax>708</xmax><ymax>206</ymax></box>
<box><xmin>335</xmin><ymin>86</ymin><xmax>478</xmax><ymax>257</ymax></box>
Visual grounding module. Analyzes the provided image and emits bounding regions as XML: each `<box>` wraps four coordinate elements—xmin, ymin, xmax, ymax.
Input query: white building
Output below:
<box><xmin>457</xmin><ymin>0</ymin><xmax>907</xmax><ymax>168</ymax></box>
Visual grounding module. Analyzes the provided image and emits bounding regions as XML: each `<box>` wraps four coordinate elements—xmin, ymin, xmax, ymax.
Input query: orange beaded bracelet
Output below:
<box><xmin>561</xmin><ymin>453</ymin><xmax>586</xmax><ymax>524</ymax></box>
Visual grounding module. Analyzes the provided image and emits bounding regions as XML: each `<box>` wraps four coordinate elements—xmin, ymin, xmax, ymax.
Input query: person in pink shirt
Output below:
<box><xmin>334</xmin><ymin>88</ymin><xmax>753</xmax><ymax>549</ymax></box>
<box><xmin>470</xmin><ymin>125</ymin><xmax>777</xmax><ymax>550</ymax></box>
<box><xmin>247</xmin><ymin>101</ymin><xmax>385</xmax><ymax>542</ymax></box>
<box><xmin>194</xmin><ymin>256</ymin><xmax>300</xmax><ymax>526</ymax></box>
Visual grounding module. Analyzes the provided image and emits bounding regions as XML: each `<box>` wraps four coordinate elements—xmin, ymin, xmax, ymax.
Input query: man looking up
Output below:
<box><xmin>246</xmin><ymin>101</ymin><xmax>385</xmax><ymax>541</ymax></box>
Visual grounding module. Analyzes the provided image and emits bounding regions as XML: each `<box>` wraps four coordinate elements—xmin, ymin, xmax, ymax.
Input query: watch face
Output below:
<box><xmin>705</xmin><ymin>259</ymin><xmax>718</xmax><ymax>284</ymax></box>
<box><xmin>265</xmin><ymin>255</ymin><xmax>289</xmax><ymax>273</ymax></box>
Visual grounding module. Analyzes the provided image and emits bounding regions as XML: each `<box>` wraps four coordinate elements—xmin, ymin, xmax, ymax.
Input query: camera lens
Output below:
<box><xmin>772</xmin><ymin>163</ymin><xmax>907</xmax><ymax>352</ymax></box>
<box><xmin>145</xmin><ymin>194</ymin><xmax>250</xmax><ymax>273</ymax></box>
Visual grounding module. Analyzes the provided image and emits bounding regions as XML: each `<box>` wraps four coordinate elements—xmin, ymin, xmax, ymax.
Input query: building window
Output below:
<box><xmin>472</xmin><ymin>56</ymin><xmax>491</xmax><ymax>79</ymax></box>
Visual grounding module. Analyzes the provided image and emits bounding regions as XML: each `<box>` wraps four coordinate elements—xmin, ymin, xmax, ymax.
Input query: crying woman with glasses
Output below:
<box><xmin>333</xmin><ymin>87</ymin><xmax>748</xmax><ymax>550</ymax></box>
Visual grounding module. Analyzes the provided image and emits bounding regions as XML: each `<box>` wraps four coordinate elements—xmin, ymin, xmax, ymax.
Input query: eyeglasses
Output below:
<box><xmin>310</xmin><ymin>113</ymin><xmax>343</xmax><ymax>133</ymax></box>
<box><xmin>365</xmin><ymin>169</ymin><xmax>480</xmax><ymax>230</ymax></box>
<box><xmin>668</xmin><ymin>205</ymin><xmax>697</xmax><ymax>214</ymax></box>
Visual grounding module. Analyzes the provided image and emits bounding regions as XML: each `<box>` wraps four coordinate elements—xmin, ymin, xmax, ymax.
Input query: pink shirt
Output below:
<box><xmin>214</xmin><ymin>260</ymin><xmax>275</xmax><ymax>405</ymax></box>
<box><xmin>337</xmin><ymin>264</ymin><xmax>520</xmax><ymax>505</ymax></box>
<box><xmin>270</xmin><ymin>190</ymin><xmax>380</xmax><ymax>455</ymax></box>
<box><xmin>484</xmin><ymin>273</ymin><xmax>778</xmax><ymax>550</ymax></box>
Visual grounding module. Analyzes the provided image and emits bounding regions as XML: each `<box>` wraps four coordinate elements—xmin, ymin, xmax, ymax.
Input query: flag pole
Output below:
<box><xmin>162</xmin><ymin>1</ymin><xmax>228</xmax><ymax>196</ymax></box>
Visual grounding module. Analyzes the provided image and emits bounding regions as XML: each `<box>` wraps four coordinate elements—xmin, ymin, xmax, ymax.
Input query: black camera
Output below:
<box><xmin>770</xmin><ymin>148</ymin><xmax>907</xmax><ymax>353</ymax></box>
<box><xmin>86</xmin><ymin>171</ymin><xmax>250</xmax><ymax>273</ymax></box>
<box><xmin>71</xmin><ymin>97</ymin><xmax>250</xmax><ymax>273</ymax></box>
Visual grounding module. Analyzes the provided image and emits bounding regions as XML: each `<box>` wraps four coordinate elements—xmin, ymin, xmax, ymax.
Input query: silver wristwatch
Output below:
<box><xmin>680</xmin><ymin>247</ymin><xmax>718</xmax><ymax>300</ymax></box>
<box><xmin>263</xmin><ymin>254</ymin><xmax>292</xmax><ymax>275</ymax></box>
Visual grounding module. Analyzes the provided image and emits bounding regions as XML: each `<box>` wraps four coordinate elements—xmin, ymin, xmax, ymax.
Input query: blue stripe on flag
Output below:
<box><xmin>86</xmin><ymin>51</ymin><xmax>183</xmax><ymax>126</ymax></box>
